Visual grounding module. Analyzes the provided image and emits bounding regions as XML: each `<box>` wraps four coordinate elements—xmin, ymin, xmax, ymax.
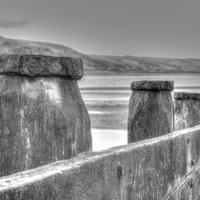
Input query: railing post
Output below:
<box><xmin>174</xmin><ymin>92</ymin><xmax>200</xmax><ymax>131</ymax></box>
<box><xmin>128</xmin><ymin>80</ymin><xmax>174</xmax><ymax>143</ymax></box>
<box><xmin>0</xmin><ymin>55</ymin><xmax>92</xmax><ymax>177</ymax></box>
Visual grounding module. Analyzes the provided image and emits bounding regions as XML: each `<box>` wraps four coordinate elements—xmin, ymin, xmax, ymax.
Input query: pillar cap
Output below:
<box><xmin>174</xmin><ymin>92</ymin><xmax>200</xmax><ymax>100</ymax></box>
<box><xmin>131</xmin><ymin>81</ymin><xmax>174</xmax><ymax>91</ymax></box>
<box><xmin>0</xmin><ymin>55</ymin><xmax>84</xmax><ymax>80</ymax></box>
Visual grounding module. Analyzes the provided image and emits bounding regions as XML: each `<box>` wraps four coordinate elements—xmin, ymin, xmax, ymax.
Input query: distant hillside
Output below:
<box><xmin>0</xmin><ymin>35</ymin><xmax>200</xmax><ymax>74</ymax></box>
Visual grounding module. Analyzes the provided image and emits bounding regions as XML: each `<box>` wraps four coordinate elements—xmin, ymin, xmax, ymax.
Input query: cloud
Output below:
<box><xmin>0</xmin><ymin>18</ymin><xmax>32</xmax><ymax>28</ymax></box>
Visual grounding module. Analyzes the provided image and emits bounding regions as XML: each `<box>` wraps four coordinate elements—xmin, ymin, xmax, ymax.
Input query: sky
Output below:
<box><xmin>0</xmin><ymin>0</ymin><xmax>199</xmax><ymax>58</ymax></box>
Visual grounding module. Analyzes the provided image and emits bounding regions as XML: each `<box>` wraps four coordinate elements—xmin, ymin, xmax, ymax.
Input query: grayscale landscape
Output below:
<box><xmin>1</xmin><ymin>35</ymin><xmax>200</xmax><ymax>150</ymax></box>
<box><xmin>1</xmin><ymin>35</ymin><xmax>200</xmax><ymax>75</ymax></box>
<box><xmin>1</xmin><ymin>1</ymin><xmax>200</xmax><ymax>198</ymax></box>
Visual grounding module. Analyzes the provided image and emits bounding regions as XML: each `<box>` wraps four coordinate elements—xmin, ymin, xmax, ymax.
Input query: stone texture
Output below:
<box><xmin>0</xmin><ymin>55</ymin><xmax>91</xmax><ymax>177</ymax></box>
<box><xmin>128</xmin><ymin>81</ymin><xmax>174</xmax><ymax>143</ymax></box>
<box><xmin>0</xmin><ymin>54</ymin><xmax>83</xmax><ymax>80</ymax></box>
<box><xmin>174</xmin><ymin>92</ymin><xmax>200</xmax><ymax>100</ymax></box>
<box><xmin>174</xmin><ymin>92</ymin><xmax>200</xmax><ymax>131</ymax></box>
<box><xmin>131</xmin><ymin>80</ymin><xmax>174</xmax><ymax>91</ymax></box>
<box><xmin>1</xmin><ymin>126</ymin><xmax>200</xmax><ymax>200</ymax></box>
<box><xmin>165</xmin><ymin>165</ymin><xmax>200</xmax><ymax>200</ymax></box>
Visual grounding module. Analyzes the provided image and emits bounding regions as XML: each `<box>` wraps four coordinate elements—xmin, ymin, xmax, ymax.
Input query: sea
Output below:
<box><xmin>78</xmin><ymin>73</ymin><xmax>200</xmax><ymax>151</ymax></box>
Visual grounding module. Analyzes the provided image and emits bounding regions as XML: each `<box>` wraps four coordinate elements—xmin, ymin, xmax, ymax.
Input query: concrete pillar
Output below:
<box><xmin>174</xmin><ymin>92</ymin><xmax>200</xmax><ymax>131</ymax></box>
<box><xmin>128</xmin><ymin>81</ymin><xmax>174</xmax><ymax>143</ymax></box>
<box><xmin>0</xmin><ymin>55</ymin><xmax>92</xmax><ymax>177</ymax></box>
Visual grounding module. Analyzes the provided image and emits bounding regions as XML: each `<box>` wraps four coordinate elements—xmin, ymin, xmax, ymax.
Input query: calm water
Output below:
<box><xmin>78</xmin><ymin>73</ymin><xmax>200</xmax><ymax>151</ymax></box>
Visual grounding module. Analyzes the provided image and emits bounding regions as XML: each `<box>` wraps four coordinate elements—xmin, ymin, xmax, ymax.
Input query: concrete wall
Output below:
<box><xmin>128</xmin><ymin>81</ymin><xmax>174</xmax><ymax>143</ymax></box>
<box><xmin>0</xmin><ymin>55</ymin><xmax>92</xmax><ymax>177</ymax></box>
<box><xmin>1</xmin><ymin>126</ymin><xmax>200</xmax><ymax>200</ymax></box>
<box><xmin>174</xmin><ymin>92</ymin><xmax>200</xmax><ymax>131</ymax></box>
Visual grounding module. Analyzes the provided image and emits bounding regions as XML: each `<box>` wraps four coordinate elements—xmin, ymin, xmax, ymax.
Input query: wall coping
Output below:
<box><xmin>0</xmin><ymin>55</ymin><xmax>84</xmax><ymax>80</ymax></box>
<box><xmin>174</xmin><ymin>92</ymin><xmax>200</xmax><ymax>100</ymax></box>
<box><xmin>131</xmin><ymin>81</ymin><xmax>174</xmax><ymax>91</ymax></box>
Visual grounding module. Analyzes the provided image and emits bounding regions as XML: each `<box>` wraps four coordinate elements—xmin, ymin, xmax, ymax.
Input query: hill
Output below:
<box><xmin>0</xmin><ymin>35</ymin><xmax>200</xmax><ymax>74</ymax></box>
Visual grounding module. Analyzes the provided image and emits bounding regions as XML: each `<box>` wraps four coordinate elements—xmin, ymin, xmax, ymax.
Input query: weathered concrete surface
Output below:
<box><xmin>128</xmin><ymin>81</ymin><xmax>174</xmax><ymax>143</ymax></box>
<box><xmin>0</xmin><ymin>55</ymin><xmax>91</xmax><ymax>177</ymax></box>
<box><xmin>1</xmin><ymin>126</ymin><xmax>200</xmax><ymax>200</ymax></box>
<box><xmin>0</xmin><ymin>54</ymin><xmax>83</xmax><ymax>80</ymax></box>
<box><xmin>174</xmin><ymin>92</ymin><xmax>200</xmax><ymax>131</ymax></box>
<box><xmin>131</xmin><ymin>80</ymin><xmax>174</xmax><ymax>91</ymax></box>
<box><xmin>165</xmin><ymin>164</ymin><xmax>200</xmax><ymax>200</ymax></box>
<box><xmin>174</xmin><ymin>92</ymin><xmax>200</xmax><ymax>100</ymax></box>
